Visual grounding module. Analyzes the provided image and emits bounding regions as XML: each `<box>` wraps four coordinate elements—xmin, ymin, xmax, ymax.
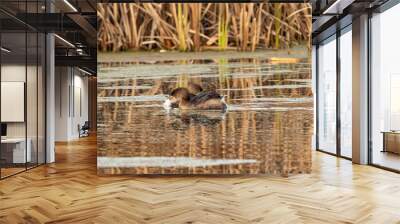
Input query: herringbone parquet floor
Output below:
<box><xmin>1</xmin><ymin>136</ymin><xmax>400</xmax><ymax>224</ymax></box>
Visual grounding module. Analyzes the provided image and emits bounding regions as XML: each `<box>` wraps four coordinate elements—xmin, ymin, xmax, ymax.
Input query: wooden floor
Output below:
<box><xmin>1</xmin><ymin>136</ymin><xmax>400</xmax><ymax>224</ymax></box>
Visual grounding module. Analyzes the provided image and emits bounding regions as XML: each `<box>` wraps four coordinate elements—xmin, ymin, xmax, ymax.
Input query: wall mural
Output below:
<box><xmin>97</xmin><ymin>3</ymin><xmax>313</xmax><ymax>176</ymax></box>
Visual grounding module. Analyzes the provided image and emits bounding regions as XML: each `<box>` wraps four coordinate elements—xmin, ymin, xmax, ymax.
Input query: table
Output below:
<box><xmin>382</xmin><ymin>131</ymin><xmax>400</xmax><ymax>155</ymax></box>
<box><xmin>1</xmin><ymin>138</ymin><xmax>32</xmax><ymax>163</ymax></box>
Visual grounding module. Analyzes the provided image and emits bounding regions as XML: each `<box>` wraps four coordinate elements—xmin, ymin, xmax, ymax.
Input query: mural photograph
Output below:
<box><xmin>97</xmin><ymin>3</ymin><xmax>313</xmax><ymax>175</ymax></box>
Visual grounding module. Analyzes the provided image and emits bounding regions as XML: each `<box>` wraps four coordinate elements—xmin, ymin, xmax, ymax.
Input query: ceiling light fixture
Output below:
<box><xmin>1</xmin><ymin>47</ymin><xmax>11</xmax><ymax>53</ymax></box>
<box><xmin>63</xmin><ymin>0</ymin><xmax>78</xmax><ymax>12</ymax></box>
<box><xmin>76</xmin><ymin>48</ymin><xmax>85</xmax><ymax>55</ymax></box>
<box><xmin>54</xmin><ymin>34</ymin><xmax>75</xmax><ymax>48</ymax></box>
<box><xmin>78</xmin><ymin>67</ymin><xmax>92</xmax><ymax>76</ymax></box>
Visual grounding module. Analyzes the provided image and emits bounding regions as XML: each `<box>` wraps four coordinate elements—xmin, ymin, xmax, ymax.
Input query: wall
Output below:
<box><xmin>55</xmin><ymin>67</ymin><xmax>70</xmax><ymax>141</ymax></box>
<box><xmin>1</xmin><ymin>65</ymin><xmax>39</xmax><ymax>138</ymax></box>
<box><xmin>1</xmin><ymin>65</ymin><xmax>25</xmax><ymax>137</ymax></box>
<box><xmin>55</xmin><ymin>67</ymin><xmax>89</xmax><ymax>141</ymax></box>
<box><xmin>72</xmin><ymin>72</ymin><xmax>89</xmax><ymax>138</ymax></box>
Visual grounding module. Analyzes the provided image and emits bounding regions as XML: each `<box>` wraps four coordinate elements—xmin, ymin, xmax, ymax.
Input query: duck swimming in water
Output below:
<box><xmin>164</xmin><ymin>85</ymin><xmax>226</xmax><ymax>111</ymax></box>
<box><xmin>163</xmin><ymin>83</ymin><xmax>202</xmax><ymax>109</ymax></box>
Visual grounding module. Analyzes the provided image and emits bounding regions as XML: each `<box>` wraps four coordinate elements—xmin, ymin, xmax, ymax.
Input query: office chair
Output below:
<box><xmin>79</xmin><ymin>121</ymin><xmax>90</xmax><ymax>138</ymax></box>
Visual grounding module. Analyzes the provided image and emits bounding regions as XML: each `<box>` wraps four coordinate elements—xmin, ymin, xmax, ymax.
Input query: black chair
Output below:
<box><xmin>79</xmin><ymin>121</ymin><xmax>90</xmax><ymax>138</ymax></box>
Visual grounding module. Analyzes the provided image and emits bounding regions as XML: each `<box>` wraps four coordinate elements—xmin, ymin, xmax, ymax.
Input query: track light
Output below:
<box><xmin>78</xmin><ymin>67</ymin><xmax>93</xmax><ymax>76</ymax></box>
<box><xmin>54</xmin><ymin>34</ymin><xmax>75</xmax><ymax>48</ymax></box>
<box><xmin>63</xmin><ymin>0</ymin><xmax>78</xmax><ymax>12</ymax></box>
<box><xmin>1</xmin><ymin>47</ymin><xmax>11</xmax><ymax>53</ymax></box>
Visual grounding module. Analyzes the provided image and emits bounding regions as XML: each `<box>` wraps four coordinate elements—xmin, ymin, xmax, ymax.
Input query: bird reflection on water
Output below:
<box><xmin>167</xmin><ymin>109</ymin><xmax>226</xmax><ymax>130</ymax></box>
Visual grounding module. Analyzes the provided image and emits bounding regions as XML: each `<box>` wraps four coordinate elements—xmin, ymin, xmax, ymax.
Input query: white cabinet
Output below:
<box><xmin>1</xmin><ymin>138</ymin><xmax>32</xmax><ymax>163</ymax></box>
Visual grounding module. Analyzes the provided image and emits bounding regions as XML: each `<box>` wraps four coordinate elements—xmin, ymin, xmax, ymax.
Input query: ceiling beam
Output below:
<box><xmin>67</xmin><ymin>13</ymin><xmax>97</xmax><ymax>42</ymax></box>
<box><xmin>323</xmin><ymin>0</ymin><xmax>355</xmax><ymax>14</ymax></box>
<box><xmin>55</xmin><ymin>55</ymin><xmax>96</xmax><ymax>73</ymax></box>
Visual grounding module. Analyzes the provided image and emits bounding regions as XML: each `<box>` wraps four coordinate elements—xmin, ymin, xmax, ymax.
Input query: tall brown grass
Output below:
<box><xmin>98</xmin><ymin>3</ymin><xmax>311</xmax><ymax>52</ymax></box>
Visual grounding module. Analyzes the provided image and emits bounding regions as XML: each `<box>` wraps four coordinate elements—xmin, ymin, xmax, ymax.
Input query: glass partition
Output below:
<box><xmin>317</xmin><ymin>36</ymin><xmax>337</xmax><ymax>154</ymax></box>
<box><xmin>0</xmin><ymin>1</ymin><xmax>46</xmax><ymax>179</ymax></box>
<box><xmin>1</xmin><ymin>31</ymin><xmax>28</xmax><ymax>177</ymax></box>
<box><xmin>339</xmin><ymin>27</ymin><xmax>352</xmax><ymax>158</ymax></box>
<box><xmin>371</xmin><ymin>4</ymin><xmax>400</xmax><ymax>171</ymax></box>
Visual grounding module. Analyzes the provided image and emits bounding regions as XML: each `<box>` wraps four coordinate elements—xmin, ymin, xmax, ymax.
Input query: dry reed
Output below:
<box><xmin>97</xmin><ymin>3</ymin><xmax>311</xmax><ymax>52</ymax></box>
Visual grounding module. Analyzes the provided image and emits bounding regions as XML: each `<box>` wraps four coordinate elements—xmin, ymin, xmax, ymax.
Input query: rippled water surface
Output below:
<box><xmin>98</xmin><ymin>54</ymin><xmax>313</xmax><ymax>176</ymax></box>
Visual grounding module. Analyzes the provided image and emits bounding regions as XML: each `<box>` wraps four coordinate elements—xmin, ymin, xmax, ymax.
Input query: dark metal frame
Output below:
<box><xmin>315</xmin><ymin>44</ymin><xmax>320</xmax><ymax>151</ymax></box>
<box><xmin>0</xmin><ymin>0</ymin><xmax>48</xmax><ymax>180</ymax></box>
<box><xmin>315</xmin><ymin>0</ymin><xmax>400</xmax><ymax>172</ymax></box>
<box><xmin>367</xmin><ymin>10</ymin><xmax>373</xmax><ymax>166</ymax></box>
<box><xmin>336</xmin><ymin>22</ymin><xmax>341</xmax><ymax>158</ymax></box>
<box><xmin>367</xmin><ymin>1</ymin><xmax>400</xmax><ymax>173</ymax></box>
<box><xmin>315</xmin><ymin>33</ymin><xmax>337</xmax><ymax>156</ymax></box>
<box><xmin>314</xmin><ymin>23</ymin><xmax>353</xmax><ymax>161</ymax></box>
<box><xmin>338</xmin><ymin>23</ymin><xmax>353</xmax><ymax>161</ymax></box>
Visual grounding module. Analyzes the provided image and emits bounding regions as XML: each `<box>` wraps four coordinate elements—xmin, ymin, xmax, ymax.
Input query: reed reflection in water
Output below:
<box><xmin>97</xmin><ymin>57</ymin><xmax>313</xmax><ymax>176</ymax></box>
